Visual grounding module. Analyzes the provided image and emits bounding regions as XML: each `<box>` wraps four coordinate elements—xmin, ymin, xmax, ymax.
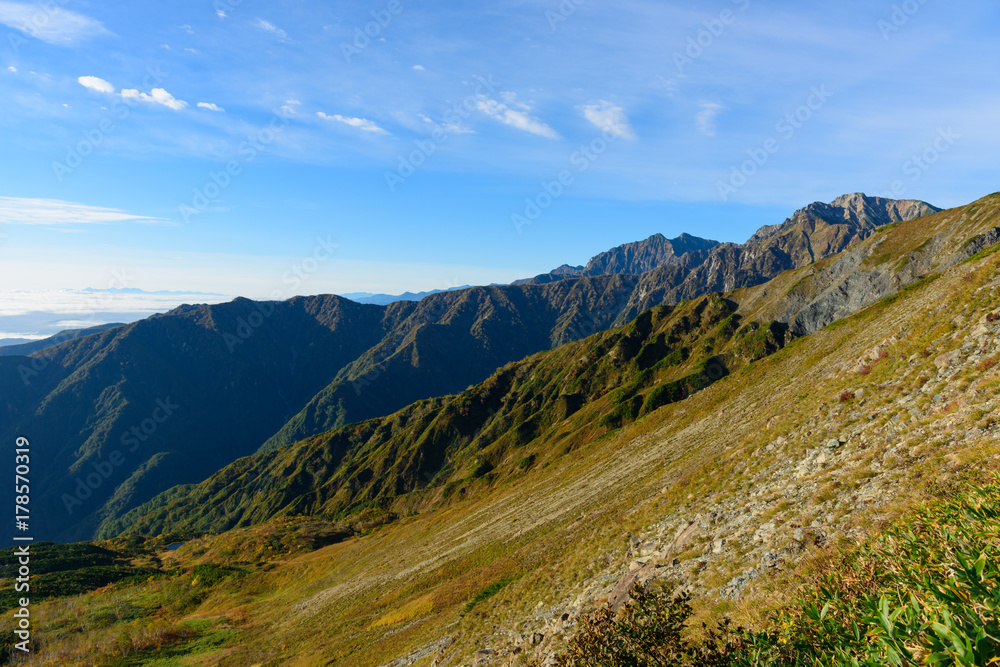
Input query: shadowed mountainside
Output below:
<box><xmin>0</xmin><ymin>194</ymin><xmax>941</xmax><ymax>542</ymax></box>
<box><xmin>110</xmin><ymin>194</ymin><xmax>1000</xmax><ymax>543</ymax></box>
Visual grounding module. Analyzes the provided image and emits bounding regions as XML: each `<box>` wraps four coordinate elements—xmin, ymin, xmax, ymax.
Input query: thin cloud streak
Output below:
<box><xmin>0</xmin><ymin>197</ymin><xmax>170</xmax><ymax>226</ymax></box>
<box><xmin>0</xmin><ymin>1</ymin><xmax>108</xmax><ymax>44</ymax></box>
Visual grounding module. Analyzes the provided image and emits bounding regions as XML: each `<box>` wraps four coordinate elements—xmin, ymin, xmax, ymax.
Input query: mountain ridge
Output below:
<box><xmin>0</xmin><ymin>322</ymin><xmax>124</xmax><ymax>357</ymax></box>
<box><xmin>339</xmin><ymin>285</ymin><xmax>471</xmax><ymax>305</ymax></box>
<box><xmin>109</xmin><ymin>194</ymin><xmax>994</xmax><ymax>543</ymax></box>
<box><xmin>518</xmin><ymin>193</ymin><xmax>940</xmax><ymax>290</ymax></box>
<box><xmin>0</xmin><ymin>193</ymin><xmax>943</xmax><ymax>542</ymax></box>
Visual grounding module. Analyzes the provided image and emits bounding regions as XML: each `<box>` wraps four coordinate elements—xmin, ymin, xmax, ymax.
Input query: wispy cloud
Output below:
<box><xmin>77</xmin><ymin>75</ymin><xmax>115</xmax><ymax>94</ymax></box>
<box><xmin>696</xmin><ymin>101</ymin><xmax>724</xmax><ymax>137</ymax></box>
<box><xmin>317</xmin><ymin>112</ymin><xmax>388</xmax><ymax>134</ymax></box>
<box><xmin>0</xmin><ymin>1</ymin><xmax>108</xmax><ymax>44</ymax></box>
<box><xmin>476</xmin><ymin>93</ymin><xmax>560</xmax><ymax>139</ymax></box>
<box><xmin>419</xmin><ymin>114</ymin><xmax>475</xmax><ymax>135</ymax></box>
<box><xmin>197</xmin><ymin>102</ymin><xmax>225</xmax><ymax>112</ymax></box>
<box><xmin>413</xmin><ymin>65</ymin><xmax>425</xmax><ymax>71</ymax></box>
<box><xmin>579</xmin><ymin>100</ymin><xmax>636</xmax><ymax>139</ymax></box>
<box><xmin>280</xmin><ymin>99</ymin><xmax>301</xmax><ymax>115</ymax></box>
<box><xmin>254</xmin><ymin>18</ymin><xmax>288</xmax><ymax>40</ymax></box>
<box><xmin>120</xmin><ymin>87</ymin><xmax>188</xmax><ymax>111</ymax></box>
<box><xmin>0</xmin><ymin>197</ymin><xmax>169</xmax><ymax>226</ymax></box>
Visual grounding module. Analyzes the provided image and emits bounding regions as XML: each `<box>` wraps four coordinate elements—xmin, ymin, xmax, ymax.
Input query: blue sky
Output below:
<box><xmin>0</xmin><ymin>0</ymin><xmax>998</xmax><ymax>316</ymax></box>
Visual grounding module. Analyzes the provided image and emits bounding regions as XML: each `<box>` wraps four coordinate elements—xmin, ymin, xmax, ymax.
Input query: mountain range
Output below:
<box><xmin>3</xmin><ymin>191</ymin><xmax>1000</xmax><ymax>666</ymax></box>
<box><xmin>106</xmin><ymin>192</ymin><xmax>995</xmax><ymax>541</ymax></box>
<box><xmin>0</xmin><ymin>193</ymin><xmax>943</xmax><ymax>543</ymax></box>
<box><xmin>338</xmin><ymin>285</ymin><xmax>471</xmax><ymax>305</ymax></box>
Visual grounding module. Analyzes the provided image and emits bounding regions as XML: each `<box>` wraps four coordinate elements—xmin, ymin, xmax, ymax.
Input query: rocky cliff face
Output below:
<box><xmin>615</xmin><ymin>194</ymin><xmax>941</xmax><ymax>323</ymax></box>
<box><xmin>513</xmin><ymin>233</ymin><xmax>720</xmax><ymax>285</ymax></box>
<box><xmin>750</xmin><ymin>193</ymin><xmax>940</xmax><ymax>245</ymax></box>
<box><xmin>522</xmin><ymin>194</ymin><xmax>939</xmax><ymax>297</ymax></box>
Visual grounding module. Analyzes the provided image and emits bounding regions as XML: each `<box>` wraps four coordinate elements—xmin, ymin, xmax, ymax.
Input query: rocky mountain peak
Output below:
<box><xmin>750</xmin><ymin>193</ymin><xmax>942</xmax><ymax>245</ymax></box>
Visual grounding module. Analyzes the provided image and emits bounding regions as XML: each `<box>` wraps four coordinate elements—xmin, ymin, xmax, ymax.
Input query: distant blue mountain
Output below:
<box><xmin>0</xmin><ymin>337</ymin><xmax>34</xmax><ymax>347</ymax></box>
<box><xmin>0</xmin><ymin>323</ymin><xmax>124</xmax><ymax>356</ymax></box>
<box><xmin>340</xmin><ymin>286</ymin><xmax>470</xmax><ymax>306</ymax></box>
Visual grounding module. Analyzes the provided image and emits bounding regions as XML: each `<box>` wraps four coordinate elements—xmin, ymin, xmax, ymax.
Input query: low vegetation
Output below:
<box><xmin>551</xmin><ymin>478</ymin><xmax>1000</xmax><ymax>666</ymax></box>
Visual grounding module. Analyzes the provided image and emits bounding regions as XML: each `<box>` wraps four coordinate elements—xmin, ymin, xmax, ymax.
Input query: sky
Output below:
<box><xmin>0</xmin><ymin>0</ymin><xmax>998</xmax><ymax>337</ymax></box>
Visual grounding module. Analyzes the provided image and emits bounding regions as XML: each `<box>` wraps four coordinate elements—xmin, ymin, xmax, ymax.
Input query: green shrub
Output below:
<box><xmin>550</xmin><ymin>478</ymin><xmax>1000</xmax><ymax>666</ymax></box>
<box><xmin>464</xmin><ymin>577</ymin><xmax>516</xmax><ymax>615</ymax></box>
<box><xmin>654</xmin><ymin>347</ymin><xmax>690</xmax><ymax>370</ymax></box>
<box><xmin>640</xmin><ymin>382</ymin><xmax>688</xmax><ymax>416</ymax></box>
<box><xmin>191</xmin><ymin>563</ymin><xmax>242</xmax><ymax>587</ymax></box>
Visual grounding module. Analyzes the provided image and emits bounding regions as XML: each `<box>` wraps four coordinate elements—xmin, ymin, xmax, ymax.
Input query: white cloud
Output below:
<box><xmin>184</xmin><ymin>47</ymin><xmax>200</xmax><ymax>55</ymax></box>
<box><xmin>0</xmin><ymin>1</ymin><xmax>108</xmax><ymax>44</ymax></box>
<box><xmin>499</xmin><ymin>91</ymin><xmax>526</xmax><ymax>108</ymax></box>
<box><xmin>6</xmin><ymin>65</ymin><xmax>15</xmax><ymax>73</ymax></box>
<box><xmin>254</xmin><ymin>18</ymin><xmax>288</xmax><ymax>40</ymax></box>
<box><xmin>197</xmin><ymin>102</ymin><xmax>224</xmax><ymax>112</ymax></box>
<box><xmin>413</xmin><ymin>65</ymin><xmax>425</xmax><ymax>71</ymax></box>
<box><xmin>280</xmin><ymin>99</ymin><xmax>301</xmax><ymax>115</ymax></box>
<box><xmin>317</xmin><ymin>112</ymin><xmax>388</xmax><ymax>134</ymax></box>
<box><xmin>216</xmin><ymin>9</ymin><xmax>227</xmax><ymax>18</ymax></box>
<box><xmin>579</xmin><ymin>100</ymin><xmax>636</xmax><ymax>139</ymax></box>
<box><xmin>120</xmin><ymin>87</ymin><xmax>188</xmax><ymax>111</ymax></box>
<box><xmin>0</xmin><ymin>197</ymin><xmax>169</xmax><ymax>226</ymax></box>
<box><xmin>696</xmin><ymin>101</ymin><xmax>724</xmax><ymax>137</ymax></box>
<box><xmin>476</xmin><ymin>94</ymin><xmax>560</xmax><ymax>139</ymax></box>
<box><xmin>419</xmin><ymin>113</ymin><xmax>475</xmax><ymax>135</ymax></box>
<box><xmin>180</xmin><ymin>24</ymin><xmax>193</xmax><ymax>34</ymax></box>
<box><xmin>77</xmin><ymin>75</ymin><xmax>114</xmax><ymax>94</ymax></box>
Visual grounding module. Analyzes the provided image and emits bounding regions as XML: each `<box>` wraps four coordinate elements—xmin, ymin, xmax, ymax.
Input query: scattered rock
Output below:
<box><xmin>934</xmin><ymin>350</ymin><xmax>961</xmax><ymax>370</ymax></box>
